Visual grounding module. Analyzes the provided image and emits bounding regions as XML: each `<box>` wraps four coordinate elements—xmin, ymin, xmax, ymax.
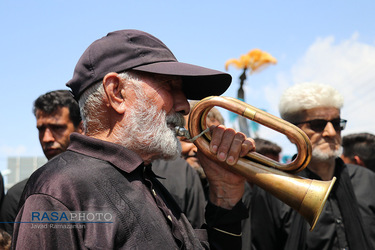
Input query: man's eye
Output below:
<box><xmin>50</xmin><ymin>125</ymin><xmax>67</xmax><ymax>132</ymax></box>
<box><xmin>164</xmin><ymin>80</ymin><xmax>175</xmax><ymax>89</ymax></box>
<box><xmin>55</xmin><ymin>126</ymin><xmax>65</xmax><ymax>131</ymax></box>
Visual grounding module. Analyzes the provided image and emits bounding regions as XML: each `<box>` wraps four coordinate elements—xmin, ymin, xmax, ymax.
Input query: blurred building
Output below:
<box><xmin>3</xmin><ymin>156</ymin><xmax>47</xmax><ymax>190</ymax></box>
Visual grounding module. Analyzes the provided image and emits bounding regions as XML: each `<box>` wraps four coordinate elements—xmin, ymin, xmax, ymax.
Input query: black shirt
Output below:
<box><xmin>152</xmin><ymin>158</ymin><xmax>206</xmax><ymax>229</ymax></box>
<box><xmin>0</xmin><ymin>178</ymin><xmax>28</xmax><ymax>235</ymax></box>
<box><xmin>251</xmin><ymin>159</ymin><xmax>375</xmax><ymax>250</ymax></box>
<box><xmin>0</xmin><ymin>173</ymin><xmax>4</xmax><ymax>206</ymax></box>
<box><xmin>12</xmin><ymin>133</ymin><xmax>247</xmax><ymax>249</ymax></box>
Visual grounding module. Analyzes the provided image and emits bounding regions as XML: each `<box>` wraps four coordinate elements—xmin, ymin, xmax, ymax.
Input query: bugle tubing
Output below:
<box><xmin>187</xmin><ymin>96</ymin><xmax>336</xmax><ymax>231</ymax></box>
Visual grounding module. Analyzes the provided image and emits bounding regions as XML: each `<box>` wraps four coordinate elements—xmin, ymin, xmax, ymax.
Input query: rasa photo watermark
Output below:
<box><xmin>27</xmin><ymin>211</ymin><xmax>114</xmax><ymax>229</ymax></box>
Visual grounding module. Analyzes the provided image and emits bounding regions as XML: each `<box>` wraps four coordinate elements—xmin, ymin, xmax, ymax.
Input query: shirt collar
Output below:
<box><xmin>301</xmin><ymin>157</ymin><xmax>347</xmax><ymax>180</ymax></box>
<box><xmin>67</xmin><ymin>132</ymin><xmax>144</xmax><ymax>173</ymax></box>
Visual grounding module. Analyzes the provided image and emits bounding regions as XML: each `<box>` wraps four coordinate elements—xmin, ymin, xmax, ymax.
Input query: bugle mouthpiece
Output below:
<box><xmin>175</xmin><ymin>126</ymin><xmax>191</xmax><ymax>139</ymax></box>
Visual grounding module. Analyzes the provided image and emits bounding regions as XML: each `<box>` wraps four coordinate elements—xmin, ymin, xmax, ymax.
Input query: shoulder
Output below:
<box><xmin>20</xmin><ymin>151</ymin><xmax>115</xmax><ymax>207</ymax></box>
<box><xmin>29</xmin><ymin>150</ymin><xmax>110</xmax><ymax>184</ymax></box>
<box><xmin>1</xmin><ymin>178</ymin><xmax>29</xmax><ymax>209</ymax></box>
<box><xmin>345</xmin><ymin>163</ymin><xmax>375</xmax><ymax>200</ymax></box>
<box><xmin>5</xmin><ymin>179</ymin><xmax>29</xmax><ymax>197</ymax></box>
<box><xmin>346</xmin><ymin>163</ymin><xmax>375</xmax><ymax>180</ymax></box>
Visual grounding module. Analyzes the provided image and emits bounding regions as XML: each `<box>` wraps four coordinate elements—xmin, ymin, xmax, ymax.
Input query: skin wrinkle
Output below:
<box><xmin>300</xmin><ymin>107</ymin><xmax>343</xmax><ymax>161</ymax></box>
<box><xmin>80</xmin><ymin>70</ymin><xmax>254</xmax><ymax>209</ymax></box>
<box><xmin>114</xmin><ymin>74</ymin><xmax>186</xmax><ymax>162</ymax></box>
<box><xmin>11</xmin><ymin>31</ymin><xmax>262</xmax><ymax>250</ymax></box>
<box><xmin>297</xmin><ymin>107</ymin><xmax>343</xmax><ymax>180</ymax></box>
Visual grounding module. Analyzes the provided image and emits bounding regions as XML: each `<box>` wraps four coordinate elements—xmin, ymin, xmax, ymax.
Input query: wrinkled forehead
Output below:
<box><xmin>287</xmin><ymin>107</ymin><xmax>341</xmax><ymax>123</ymax></box>
<box><xmin>301</xmin><ymin>107</ymin><xmax>341</xmax><ymax>120</ymax></box>
<box><xmin>149</xmin><ymin>74</ymin><xmax>183</xmax><ymax>89</ymax></box>
<box><xmin>133</xmin><ymin>71</ymin><xmax>183</xmax><ymax>88</ymax></box>
<box><xmin>151</xmin><ymin>74</ymin><xmax>181</xmax><ymax>82</ymax></box>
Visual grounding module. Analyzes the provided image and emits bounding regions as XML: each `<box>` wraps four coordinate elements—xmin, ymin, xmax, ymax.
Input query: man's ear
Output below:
<box><xmin>76</xmin><ymin>121</ymin><xmax>84</xmax><ymax>134</ymax></box>
<box><xmin>354</xmin><ymin>155</ymin><xmax>366</xmax><ymax>167</ymax></box>
<box><xmin>103</xmin><ymin>72</ymin><xmax>126</xmax><ymax>114</ymax></box>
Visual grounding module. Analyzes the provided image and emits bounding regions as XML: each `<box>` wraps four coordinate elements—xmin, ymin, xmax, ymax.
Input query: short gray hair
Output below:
<box><xmin>78</xmin><ymin>71</ymin><xmax>140</xmax><ymax>134</ymax></box>
<box><xmin>278</xmin><ymin>82</ymin><xmax>344</xmax><ymax>123</ymax></box>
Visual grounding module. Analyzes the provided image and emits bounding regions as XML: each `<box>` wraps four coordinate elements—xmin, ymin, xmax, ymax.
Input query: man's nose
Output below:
<box><xmin>42</xmin><ymin>128</ymin><xmax>55</xmax><ymax>142</ymax></box>
<box><xmin>173</xmin><ymin>89</ymin><xmax>190</xmax><ymax>116</ymax></box>
<box><xmin>189</xmin><ymin>144</ymin><xmax>198</xmax><ymax>155</ymax></box>
<box><xmin>322</xmin><ymin>121</ymin><xmax>338</xmax><ymax>137</ymax></box>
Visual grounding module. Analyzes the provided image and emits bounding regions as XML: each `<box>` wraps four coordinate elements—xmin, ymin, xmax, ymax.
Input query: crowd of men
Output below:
<box><xmin>0</xmin><ymin>29</ymin><xmax>374</xmax><ymax>250</ymax></box>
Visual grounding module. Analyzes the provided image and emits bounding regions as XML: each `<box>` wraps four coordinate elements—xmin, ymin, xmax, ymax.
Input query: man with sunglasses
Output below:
<box><xmin>251</xmin><ymin>82</ymin><xmax>375</xmax><ymax>250</ymax></box>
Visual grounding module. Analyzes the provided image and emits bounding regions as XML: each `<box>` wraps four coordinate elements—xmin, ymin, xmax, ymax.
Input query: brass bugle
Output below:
<box><xmin>183</xmin><ymin>96</ymin><xmax>336</xmax><ymax>231</ymax></box>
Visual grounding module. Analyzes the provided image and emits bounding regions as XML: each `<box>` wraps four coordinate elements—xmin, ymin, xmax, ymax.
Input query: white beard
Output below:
<box><xmin>312</xmin><ymin>146</ymin><xmax>343</xmax><ymax>161</ymax></box>
<box><xmin>114</xmin><ymin>90</ymin><xmax>184</xmax><ymax>160</ymax></box>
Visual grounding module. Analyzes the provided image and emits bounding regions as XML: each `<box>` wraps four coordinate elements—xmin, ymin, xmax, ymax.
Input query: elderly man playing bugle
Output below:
<box><xmin>12</xmin><ymin>29</ymin><xmax>254</xmax><ymax>249</ymax></box>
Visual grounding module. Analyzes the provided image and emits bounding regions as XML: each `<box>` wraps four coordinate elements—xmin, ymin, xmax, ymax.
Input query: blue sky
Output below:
<box><xmin>1</xmin><ymin>0</ymin><xmax>375</xmax><ymax>172</ymax></box>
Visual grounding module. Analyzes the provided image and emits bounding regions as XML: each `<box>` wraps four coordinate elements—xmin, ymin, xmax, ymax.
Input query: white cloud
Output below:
<box><xmin>260</xmin><ymin>33</ymin><xmax>375</xmax><ymax>156</ymax></box>
<box><xmin>291</xmin><ymin>33</ymin><xmax>375</xmax><ymax>135</ymax></box>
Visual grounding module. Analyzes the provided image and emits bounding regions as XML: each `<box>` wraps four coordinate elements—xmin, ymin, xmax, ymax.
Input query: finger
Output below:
<box><xmin>226</xmin><ymin>133</ymin><xmax>247</xmax><ymax>165</ymax></box>
<box><xmin>209</xmin><ymin>125</ymin><xmax>226</xmax><ymax>154</ymax></box>
<box><xmin>215</xmin><ymin>128</ymin><xmax>237</xmax><ymax>162</ymax></box>
<box><xmin>240</xmin><ymin>138</ymin><xmax>256</xmax><ymax>157</ymax></box>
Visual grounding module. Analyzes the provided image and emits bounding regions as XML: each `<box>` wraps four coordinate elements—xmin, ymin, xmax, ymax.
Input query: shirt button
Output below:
<box><xmin>336</xmin><ymin>218</ymin><xmax>342</xmax><ymax>224</ymax></box>
<box><xmin>167</xmin><ymin>215</ymin><xmax>172</xmax><ymax>221</ymax></box>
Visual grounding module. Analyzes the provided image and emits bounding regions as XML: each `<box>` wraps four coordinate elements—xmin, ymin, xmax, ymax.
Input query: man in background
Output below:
<box><xmin>241</xmin><ymin>137</ymin><xmax>282</xmax><ymax>250</ymax></box>
<box><xmin>0</xmin><ymin>173</ymin><xmax>4</xmax><ymax>210</ymax></box>
<box><xmin>152</xmin><ymin>157</ymin><xmax>206</xmax><ymax>229</ymax></box>
<box><xmin>341</xmin><ymin>132</ymin><xmax>375</xmax><ymax>172</ymax></box>
<box><xmin>253</xmin><ymin>137</ymin><xmax>282</xmax><ymax>162</ymax></box>
<box><xmin>0</xmin><ymin>90</ymin><xmax>82</xmax><ymax>235</ymax></box>
<box><xmin>180</xmin><ymin>102</ymin><xmax>225</xmax><ymax>197</ymax></box>
<box><xmin>251</xmin><ymin>82</ymin><xmax>375</xmax><ymax>250</ymax></box>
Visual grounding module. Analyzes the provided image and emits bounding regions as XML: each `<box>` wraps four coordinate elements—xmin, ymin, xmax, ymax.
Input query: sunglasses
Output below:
<box><xmin>294</xmin><ymin>118</ymin><xmax>347</xmax><ymax>132</ymax></box>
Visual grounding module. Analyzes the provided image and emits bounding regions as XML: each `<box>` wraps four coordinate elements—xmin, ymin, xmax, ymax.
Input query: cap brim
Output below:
<box><xmin>133</xmin><ymin>61</ymin><xmax>231</xmax><ymax>100</ymax></box>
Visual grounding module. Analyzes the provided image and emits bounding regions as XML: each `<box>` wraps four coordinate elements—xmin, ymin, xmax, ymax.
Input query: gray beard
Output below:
<box><xmin>312</xmin><ymin>146</ymin><xmax>343</xmax><ymax>161</ymax></box>
<box><xmin>115</xmin><ymin>98</ymin><xmax>185</xmax><ymax>161</ymax></box>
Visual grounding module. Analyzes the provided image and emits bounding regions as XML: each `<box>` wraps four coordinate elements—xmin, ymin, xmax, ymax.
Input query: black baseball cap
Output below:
<box><xmin>66</xmin><ymin>29</ymin><xmax>232</xmax><ymax>100</ymax></box>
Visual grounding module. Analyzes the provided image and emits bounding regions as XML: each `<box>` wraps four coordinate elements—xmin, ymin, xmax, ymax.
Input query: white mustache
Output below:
<box><xmin>166</xmin><ymin>113</ymin><xmax>185</xmax><ymax>128</ymax></box>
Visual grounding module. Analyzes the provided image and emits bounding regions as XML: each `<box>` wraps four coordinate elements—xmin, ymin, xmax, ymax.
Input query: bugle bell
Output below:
<box><xmin>178</xmin><ymin>96</ymin><xmax>336</xmax><ymax>231</ymax></box>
